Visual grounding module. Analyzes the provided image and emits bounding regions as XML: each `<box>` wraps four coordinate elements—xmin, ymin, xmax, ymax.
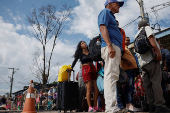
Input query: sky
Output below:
<box><xmin>0</xmin><ymin>0</ymin><xmax>170</xmax><ymax>96</ymax></box>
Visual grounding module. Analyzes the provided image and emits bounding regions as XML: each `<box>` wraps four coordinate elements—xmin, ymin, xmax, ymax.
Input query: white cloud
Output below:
<box><xmin>15</xmin><ymin>24</ymin><xmax>22</xmax><ymax>30</ymax></box>
<box><xmin>0</xmin><ymin>16</ymin><xmax>79</xmax><ymax>95</ymax></box>
<box><xmin>68</xmin><ymin>0</ymin><xmax>170</xmax><ymax>40</ymax></box>
<box><xmin>69</xmin><ymin>0</ymin><xmax>104</xmax><ymax>38</ymax></box>
<box><xmin>4</xmin><ymin>7</ymin><xmax>23</xmax><ymax>22</ymax></box>
<box><xmin>0</xmin><ymin>17</ymin><xmax>16</xmax><ymax>32</ymax></box>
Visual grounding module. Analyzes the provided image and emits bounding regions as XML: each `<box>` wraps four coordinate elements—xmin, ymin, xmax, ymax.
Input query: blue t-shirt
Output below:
<box><xmin>98</xmin><ymin>8</ymin><xmax>123</xmax><ymax>50</ymax></box>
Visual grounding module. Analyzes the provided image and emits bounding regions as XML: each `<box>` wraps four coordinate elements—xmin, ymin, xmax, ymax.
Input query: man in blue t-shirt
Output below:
<box><xmin>98</xmin><ymin>0</ymin><xmax>124</xmax><ymax>112</ymax></box>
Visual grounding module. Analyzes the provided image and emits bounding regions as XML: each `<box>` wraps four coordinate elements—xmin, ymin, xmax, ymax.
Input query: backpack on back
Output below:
<box><xmin>89</xmin><ymin>34</ymin><xmax>102</xmax><ymax>61</ymax></box>
<box><xmin>134</xmin><ymin>27</ymin><xmax>151</xmax><ymax>54</ymax></box>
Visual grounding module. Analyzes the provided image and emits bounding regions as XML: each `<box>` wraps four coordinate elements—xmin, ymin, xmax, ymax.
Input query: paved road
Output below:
<box><xmin>0</xmin><ymin>110</ymin><xmax>149</xmax><ymax>113</ymax></box>
<box><xmin>0</xmin><ymin>110</ymin><xmax>105</xmax><ymax>113</ymax></box>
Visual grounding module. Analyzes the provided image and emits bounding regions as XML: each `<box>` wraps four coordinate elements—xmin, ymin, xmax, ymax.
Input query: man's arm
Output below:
<box><xmin>148</xmin><ymin>35</ymin><xmax>162</xmax><ymax>61</ymax></box>
<box><xmin>100</xmin><ymin>24</ymin><xmax>115</xmax><ymax>58</ymax></box>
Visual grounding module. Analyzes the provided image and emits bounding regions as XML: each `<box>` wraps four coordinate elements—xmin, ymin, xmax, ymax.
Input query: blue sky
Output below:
<box><xmin>0</xmin><ymin>0</ymin><xmax>170</xmax><ymax>96</ymax></box>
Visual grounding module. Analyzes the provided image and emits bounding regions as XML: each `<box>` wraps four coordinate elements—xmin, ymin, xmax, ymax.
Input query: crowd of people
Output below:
<box><xmin>0</xmin><ymin>86</ymin><xmax>58</xmax><ymax>111</ymax></box>
<box><xmin>71</xmin><ymin>0</ymin><xmax>170</xmax><ymax>113</ymax></box>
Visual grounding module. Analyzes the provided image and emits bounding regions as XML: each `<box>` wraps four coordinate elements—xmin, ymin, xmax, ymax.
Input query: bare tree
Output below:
<box><xmin>30</xmin><ymin>49</ymin><xmax>43</xmax><ymax>84</ymax></box>
<box><xmin>28</xmin><ymin>4</ymin><xmax>71</xmax><ymax>90</ymax></box>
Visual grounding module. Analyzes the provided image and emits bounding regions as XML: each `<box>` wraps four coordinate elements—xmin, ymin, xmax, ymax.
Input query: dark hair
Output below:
<box><xmin>97</xmin><ymin>62</ymin><xmax>102</xmax><ymax>71</ymax></box>
<box><xmin>73</xmin><ymin>41</ymin><xmax>89</xmax><ymax>59</ymax></box>
<box><xmin>1</xmin><ymin>97</ymin><xmax>6</xmax><ymax>104</ymax></box>
<box><xmin>73</xmin><ymin>41</ymin><xmax>83</xmax><ymax>59</ymax></box>
<box><xmin>160</xmin><ymin>44</ymin><xmax>163</xmax><ymax>47</ymax></box>
<box><xmin>156</xmin><ymin>38</ymin><xmax>160</xmax><ymax>42</ymax></box>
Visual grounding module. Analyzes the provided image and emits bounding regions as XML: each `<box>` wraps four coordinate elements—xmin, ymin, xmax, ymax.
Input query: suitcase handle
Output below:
<box><xmin>66</xmin><ymin>70</ymin><xmax>75</xmax><ymax>82</ymax></box>
<box><xmin>60</xmin><ymin>89</ymin><xmax>62</xmax><ymax>101</ymax></box>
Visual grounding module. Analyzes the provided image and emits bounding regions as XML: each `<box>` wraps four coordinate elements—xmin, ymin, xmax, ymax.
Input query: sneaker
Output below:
<box><xmin>98</xmin><ymin>108</ymin><xmax>104</xmax><ymax>112</ymax></box>
<box><xmin>93</xmin><ymin>109</ymin><xmax>97</xmax><ymax>112</ymax></box>
<box><xmin>88</xmin><ymin>108</ymin><xmax>94</xmax><ymax>112</ymax></box>
<box><xmin>121</xmin><ymin>108</ymin><xmax>129</xmax><ymax>113</ymax></box>
<box><xmin>93</xmin><ymin>106</ymin><xmax>98</xmax><ymax>112</ymax></box>
<box><xmin>126</xmin><ymin>106</ymin><xmax>141</xmax><ymax>111</ymax></box>
<box><xmin>126</xmin><ymin>103</ymin><xmax>141</xmax><ymax>112</ymax></box>
<box><xmin>116</xmin><ymin>109</ymin><xmax>123</xmax><ymax>113</ymax></box>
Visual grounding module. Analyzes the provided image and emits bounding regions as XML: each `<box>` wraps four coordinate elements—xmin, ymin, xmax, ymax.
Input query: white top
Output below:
<box><xmin>48</xmin><ymin>89</ymin><xmax>52</xmax><ymax>95</ymax></box>
<box><xmin>134</xmin><ymin>26</ymin><xmax>160</xmax><ymax>68</ymax></box>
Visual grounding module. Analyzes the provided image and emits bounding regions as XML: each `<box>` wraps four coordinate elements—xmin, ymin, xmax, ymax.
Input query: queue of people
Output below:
<box><xmin>72</xmin><ymin>0</ymin><xmax>170</xmax><ymax>113</ymax></box>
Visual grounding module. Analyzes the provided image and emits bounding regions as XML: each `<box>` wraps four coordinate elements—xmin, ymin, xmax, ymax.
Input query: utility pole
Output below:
<box><xmin>8</xmin><ymin>68</ymin><xmax>19</xmax><ymax>97</ymax></box>
<box><xmin>139</xmin><ymin>0</ymin><xmax>145</xmax><ymax>21</ymax></box>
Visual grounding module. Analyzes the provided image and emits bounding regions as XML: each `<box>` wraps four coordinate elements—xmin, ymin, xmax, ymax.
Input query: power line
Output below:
<box><xmin>0</xmin><ymin>77</ymin><xmax>10</xmax><ymax>86</ymax></box>
<box><xmin>151</xmin><ymin>1</ymin><xmax>170</xmax><ymax>10</ymax></box>
<box><xmin>148</xmin><ymin>1</ymin><xmax>170</xmax><ymax>13</ymax></box>
<box><xmin>122</xmin><ymin>16</ymin><xmax>141</xmax><ymax>29</ymax></box>
<box><xmin>13</xmin><ymin>76</ymin><xmax>33</xmax><ymax>83</ymax></box>
<box><xmin>156</xmin><ymin>13</ymin><xmax>170</xmax><ymax>28</ymax></box>
<box><xmin>148</xmin><ymin>5</ymin><xmax>170</xmax><ymax>13</ymax></box>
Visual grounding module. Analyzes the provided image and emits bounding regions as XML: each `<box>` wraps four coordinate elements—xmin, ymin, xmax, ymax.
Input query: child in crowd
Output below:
<box><xmin>96</xmin><ymin>61</ymin><xmax>105</xmax><ymax>112</ymax></box>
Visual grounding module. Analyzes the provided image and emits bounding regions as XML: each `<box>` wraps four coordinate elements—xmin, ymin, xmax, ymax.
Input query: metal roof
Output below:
<box><xmin>155</xmin><ymin>27</ymin><xmax>170</xmax><ymax>38</ymax></box>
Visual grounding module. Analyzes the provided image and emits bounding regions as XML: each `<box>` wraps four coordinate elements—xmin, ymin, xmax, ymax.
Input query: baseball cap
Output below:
<box><xmin>104</xmin><ymin>0</ymin><xmax>124</xmax><ymax>7</ymax></box>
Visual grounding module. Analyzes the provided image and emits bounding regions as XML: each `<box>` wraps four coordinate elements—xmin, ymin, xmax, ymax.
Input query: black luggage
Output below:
<box><xmin>57</xmin><ymin>70</ymin><xmax>78</xmax><ymax>111</ymax></box>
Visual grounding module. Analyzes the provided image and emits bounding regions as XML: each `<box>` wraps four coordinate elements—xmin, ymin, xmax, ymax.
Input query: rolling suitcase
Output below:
<box><xmin>57</xmin><ymin>70</ymin><xmax>78</xmax><ymax>112</ymax></box>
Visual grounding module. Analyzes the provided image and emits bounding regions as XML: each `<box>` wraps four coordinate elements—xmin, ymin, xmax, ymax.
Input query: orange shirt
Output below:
<box><xmin>120</xmin><ymin>46</ymin><xmax>138</xmax><ymax>70</ymax></box>
<box><xmin>121</xmin><ymin>28</ymin><xmax>126</xmax><ymax>52</ymax></box>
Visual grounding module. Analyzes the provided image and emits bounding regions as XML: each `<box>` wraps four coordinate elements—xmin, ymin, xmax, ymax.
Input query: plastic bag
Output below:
<box><xmin>58</xmin><ymin>65</ymin><xmax>72</xmax><ymax>82</ymax></box>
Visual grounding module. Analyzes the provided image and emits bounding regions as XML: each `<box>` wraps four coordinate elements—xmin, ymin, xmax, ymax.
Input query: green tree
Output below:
<box><xmin>5</xmin><ymin>92</ymin><xmax>10</xmax><ymax>98</ymax></box>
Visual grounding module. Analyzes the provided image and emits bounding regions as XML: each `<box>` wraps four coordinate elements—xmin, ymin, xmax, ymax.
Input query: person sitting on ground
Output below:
<box><xmin>42</xmin><ymin>93</ymin><xmax>48</xmax><ymax>106</ymax></box>
<box><xmin>71</xmin><ymin>41</ymin><xmax>99</xmax><ymax>112</ymax></box>
<box><xmin>48</xmin><ymin>87</ymin><xmax>53</xmax><ymax>100</ymax></box>
<box><xmin>6</xmin><ymin>98</ymin><xmax>12</xmax><ymax>110</ymax></box>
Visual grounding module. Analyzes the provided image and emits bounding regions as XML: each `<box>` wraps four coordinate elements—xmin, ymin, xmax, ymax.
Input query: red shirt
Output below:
<box><xmin>120</xmin><ymin>28</ymin><xmax>126</xmax><ymax>51</ymax></box>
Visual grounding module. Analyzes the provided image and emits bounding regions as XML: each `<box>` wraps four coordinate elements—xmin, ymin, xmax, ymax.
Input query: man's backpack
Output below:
<box><xmin>134</xmin><ymin>27</ymin><xmax>151</xmax><ymax>54</ymax></box>
<box><xmin>89</xmin><ymin>34</ymin><xmax>102</xmax><ymax>61</ymax></box>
